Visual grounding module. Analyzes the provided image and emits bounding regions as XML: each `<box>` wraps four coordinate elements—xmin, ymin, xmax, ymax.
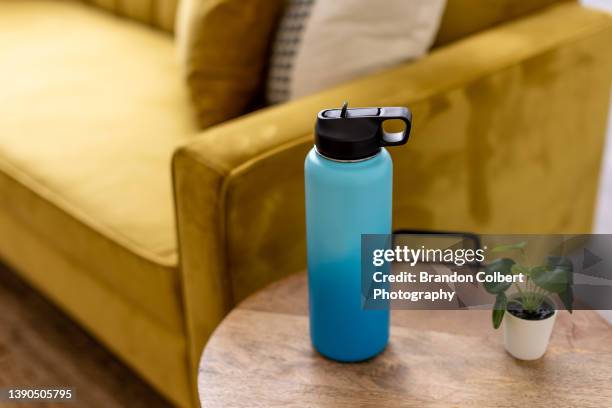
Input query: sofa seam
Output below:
<box><xmin>171</xmin><ymin>146</ymin><xmax>235</xmax><ymax>406</ymax></box>
<box><xmin>173</xmin><ymin>147</ymin><xmax>235</xmax><ymax>308</ymax></box>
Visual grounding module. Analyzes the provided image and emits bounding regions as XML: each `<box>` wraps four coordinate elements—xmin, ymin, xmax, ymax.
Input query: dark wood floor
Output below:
<box><xmin>0</xmin><ymin>261</ymin><xmax>173</xmax><ymax>407</ymax></box>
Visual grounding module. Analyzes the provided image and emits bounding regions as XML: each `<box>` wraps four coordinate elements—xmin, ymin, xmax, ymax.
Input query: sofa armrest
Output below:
<box><xmin>172</xmin><ymin>0</ymin><xmax>612</xmax><ymax>395</ymax></box>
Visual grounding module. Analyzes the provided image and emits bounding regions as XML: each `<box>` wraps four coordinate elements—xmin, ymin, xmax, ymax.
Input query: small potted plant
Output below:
<box><xmin>484</xmin><ymin>242</ymin><xmax>573</xmax><ymax>360</ymax></box>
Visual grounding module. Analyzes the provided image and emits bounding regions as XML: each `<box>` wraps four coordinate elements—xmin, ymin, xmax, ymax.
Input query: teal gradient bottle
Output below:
<box><xmin>305</xmin><ymin>103</ymin><xmax>411</xmax><ymax>362</ymax></box>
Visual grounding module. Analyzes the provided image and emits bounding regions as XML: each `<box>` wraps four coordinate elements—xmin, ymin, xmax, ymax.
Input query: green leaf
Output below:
<box><xmin>483</xmin><ymin>258</ymin><xmax>515</xmax><ymax>294</ymax></box>
<box><xmin>532</xmin><ymin>256</ymin><xmax>573</xmax><ymax>294</ymax></box>
<box><xmin>547</xmin><ymin>256</ymin><xmax>573</xmax><ymax>272</ymax></box>
<box><xmin>559</xmin><ymin>286</ymin><xmax>574</xmax><ymax>313</ymax></box>
<box><xmin>491</xmin><ymin>242</ymin><xmax>527</xmax><ymax>253</ymax></box>
<box><xmin>492</xmin><ymin>292</ymin><xmax>507</xmax><ymax>329</ymax></box>
<box><xmin>511</xmin><ymin>264</ymin><xmax>530</xmax><ymax>276</ymax></box>
<box><xmin>548</xmin><ymin>256</ymin><xmax>574</xmax><ymax>311</ymax></box>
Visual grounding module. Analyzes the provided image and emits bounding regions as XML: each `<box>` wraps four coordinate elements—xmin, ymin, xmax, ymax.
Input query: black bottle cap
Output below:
<box><xmin>314</xmin><ymin>102</ymin><xmax>412</xmax><ymax>160</ymax></box>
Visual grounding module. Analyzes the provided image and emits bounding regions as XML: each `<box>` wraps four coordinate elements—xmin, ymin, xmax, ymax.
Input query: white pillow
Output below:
<box><xmin>284</xmin><ymin>0</ymin><xmax>446</xmax><ymax>101</ymax></box>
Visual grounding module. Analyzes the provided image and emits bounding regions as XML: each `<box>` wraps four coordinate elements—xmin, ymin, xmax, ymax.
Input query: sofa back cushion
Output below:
<box><xmin>433</xmin><ymin>0</ymin><xmax>573</xmax><ymax>47</ymax></box>
<box><xmin>175</xmin><ymin>0</ymin><xmax>285</xmax><ymax>128</ymax></box>
<box><xmin>86</xmin><ymin>0</ymin><xmax>178</xmax><ymax>32</ymax></box>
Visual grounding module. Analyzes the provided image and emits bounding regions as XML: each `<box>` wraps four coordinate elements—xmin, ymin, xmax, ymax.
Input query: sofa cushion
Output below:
<box><xmin>175</xmin><ymin>0</ymin><xmax>284</xmax><ymax>128</ymax></box>
<box><xmin>0</xmin><ymin>0</ymin><xmax>198</xmax><ymax>331</ymax></box>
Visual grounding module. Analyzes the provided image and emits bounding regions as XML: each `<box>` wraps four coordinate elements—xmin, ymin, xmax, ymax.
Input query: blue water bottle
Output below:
<box><xmin>305</xmin><ymin>102</ymin><xmax>412</xmax><ymax>362</ymax></box>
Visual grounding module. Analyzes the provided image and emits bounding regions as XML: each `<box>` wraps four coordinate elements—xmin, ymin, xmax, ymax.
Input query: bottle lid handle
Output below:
<box><xmin>377</xmin><ymin>107</ymin><xmax>412</xmax><ymax>146</ymax></box>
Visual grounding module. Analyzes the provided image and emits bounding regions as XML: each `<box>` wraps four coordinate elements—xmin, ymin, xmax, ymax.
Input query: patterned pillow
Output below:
<box><xmin>266</xmin><ymin>0</ymin><xmax>446</xmax><ymax>104</ymax></box>
<box><xmin>266</xmin><ymin>0</ymin><xmax>315</xmax><ymax>105</ymax></box>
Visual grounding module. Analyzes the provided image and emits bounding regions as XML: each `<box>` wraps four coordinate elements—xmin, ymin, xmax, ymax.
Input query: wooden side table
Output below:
<box><xmin>198</xmin><ymin>272</ymin><xmax>612</xmax><ymax>407</ymax></box>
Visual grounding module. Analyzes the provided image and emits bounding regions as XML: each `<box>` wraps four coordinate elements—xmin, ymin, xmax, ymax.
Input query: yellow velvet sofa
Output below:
<box><xmin>0</xmin><ymin>0</ymin><xmax>611</xmax><ymax>406</ymax></box>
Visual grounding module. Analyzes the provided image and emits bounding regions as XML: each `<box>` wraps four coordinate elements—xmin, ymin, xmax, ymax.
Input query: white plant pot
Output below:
<box><xmin>503</xmin><ymin>309</ymin><xmax>556</xmax><ymax>360</ymax></box>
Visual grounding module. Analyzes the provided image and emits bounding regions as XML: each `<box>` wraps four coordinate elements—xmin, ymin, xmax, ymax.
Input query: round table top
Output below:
<box><xmin>198</xmin><ymin>272</ymin><xmax>612</xmax><ymax>407</ymax></box>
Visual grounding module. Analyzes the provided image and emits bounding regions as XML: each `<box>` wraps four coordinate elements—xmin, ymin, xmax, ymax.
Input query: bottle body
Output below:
<box><xmin>304</xmin><ymin>147</ymin><xmax>391</xmax><ymax>362</ymax></box>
